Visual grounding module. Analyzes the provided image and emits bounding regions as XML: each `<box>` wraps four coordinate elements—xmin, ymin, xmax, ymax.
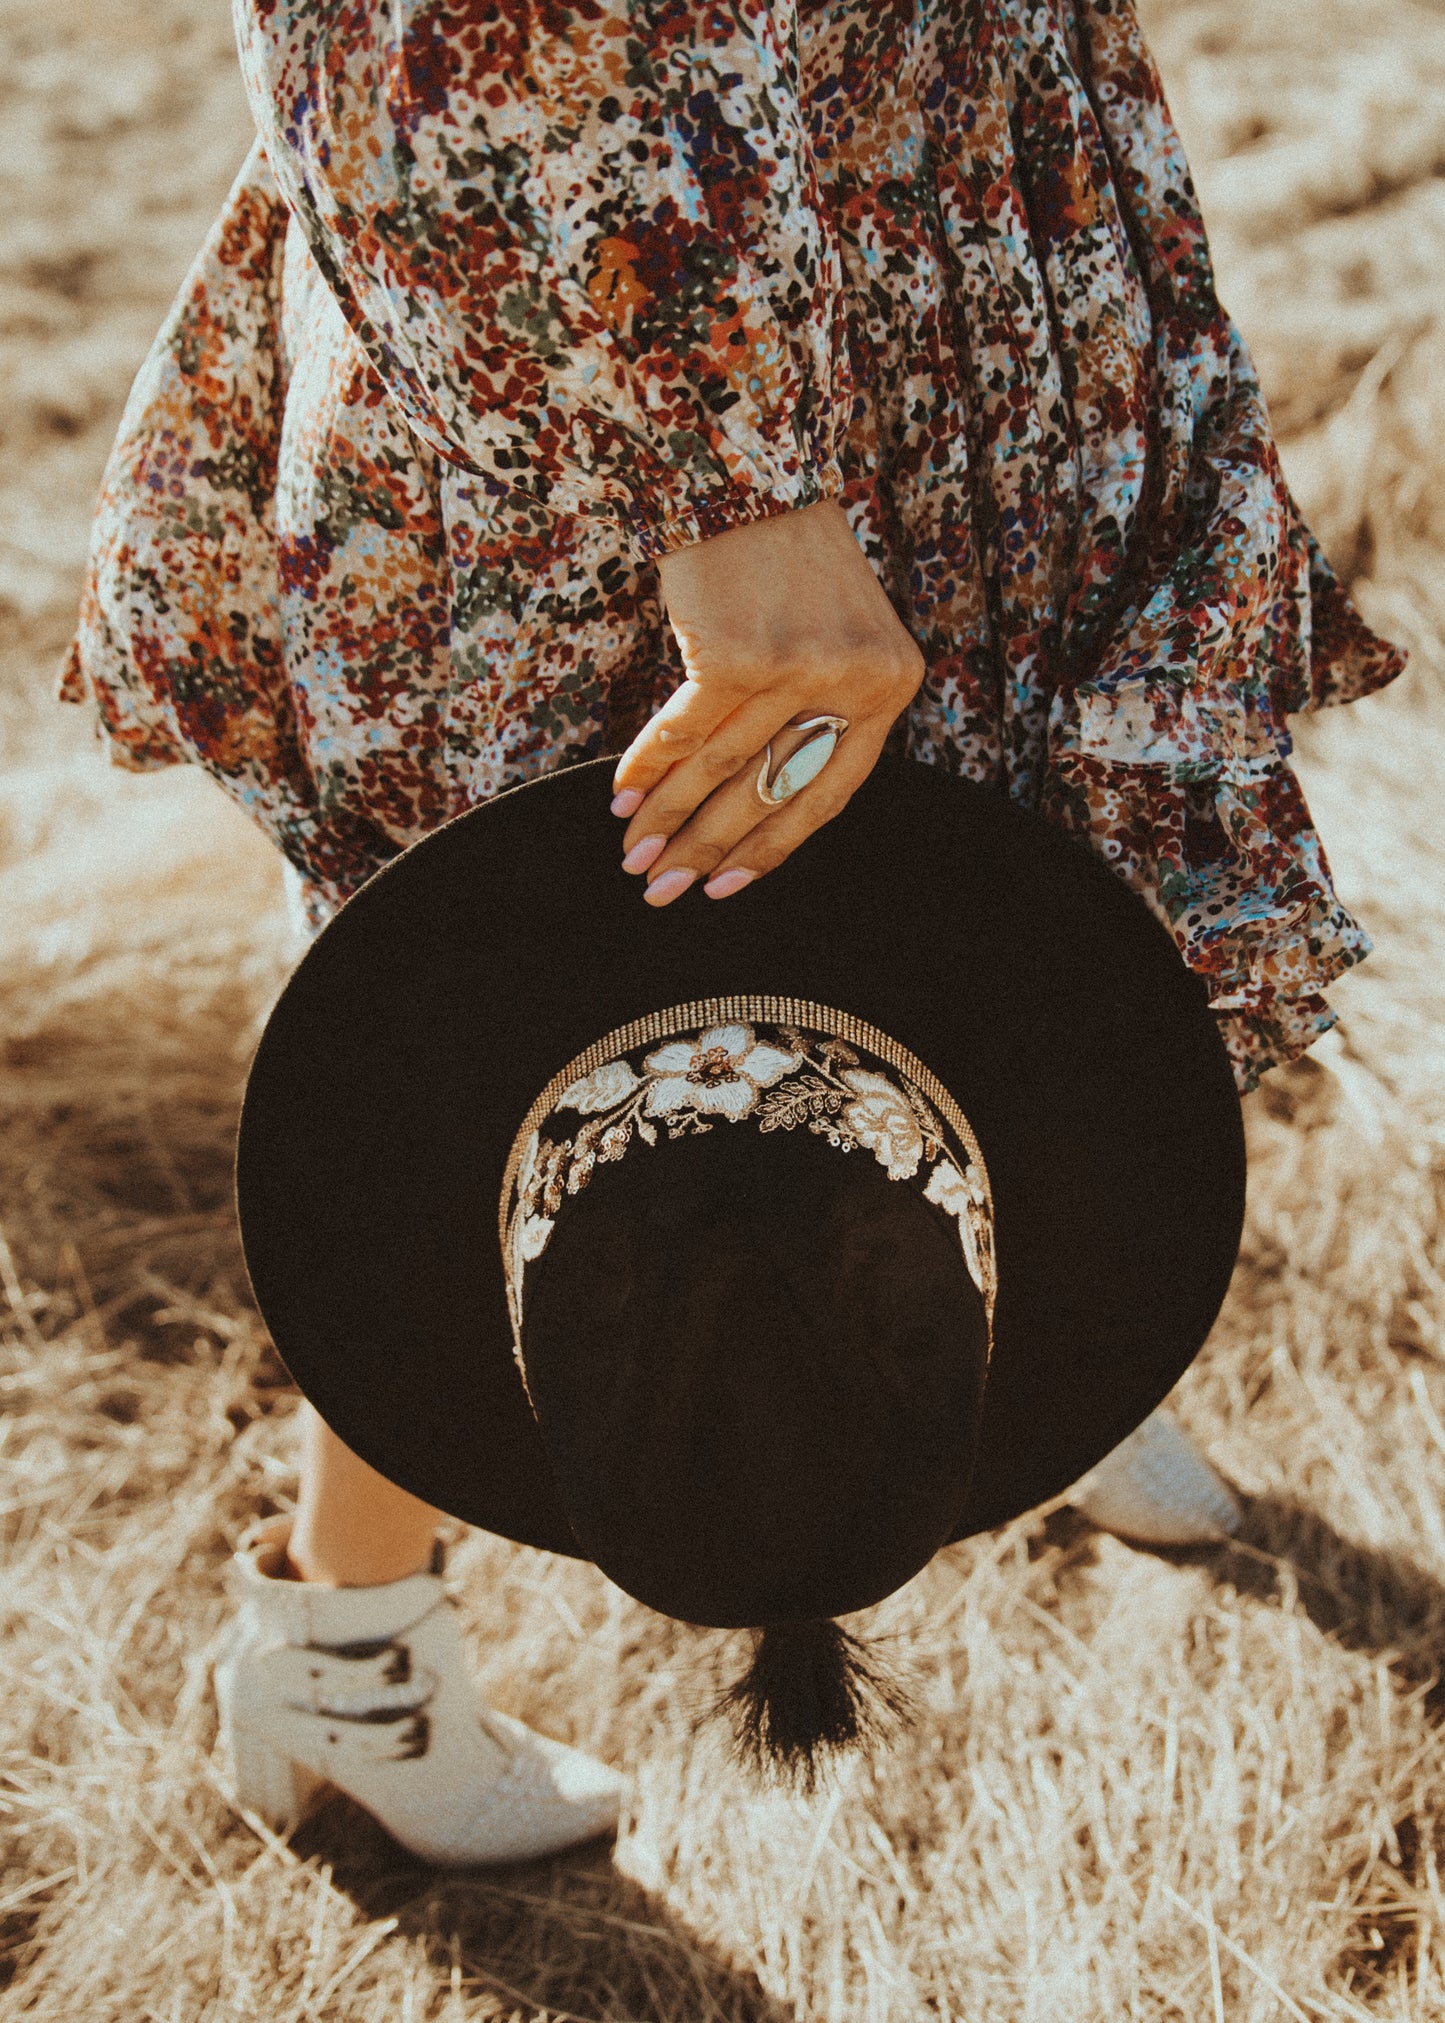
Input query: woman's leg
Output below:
<box><xmin>286</xmin><ymin>1402</ymin><xmax>443</xmax><ymax>1586</ymax></box>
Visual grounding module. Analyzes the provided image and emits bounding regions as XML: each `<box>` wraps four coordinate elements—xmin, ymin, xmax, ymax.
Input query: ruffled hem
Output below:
<box><xmin>1046</xmin><ymin>633</ymin><xmax>1404</xmax><ymax>1094</ymax></box>
<box><xmin>1215</xmin><ymin>993</ymin><xmax>1344</xmax><ymax>1096</ymax></box>
<box><xmin>57</xmin><ymin>635</ymin><xmax>183</xmax><ymax>773</ymax></box>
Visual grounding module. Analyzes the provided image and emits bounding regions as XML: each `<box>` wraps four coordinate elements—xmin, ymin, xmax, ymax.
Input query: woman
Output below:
<box><xmin>63</xmin><ymin>0</ymin><xmax>1402</xmax><ymax>1857</ymax></box>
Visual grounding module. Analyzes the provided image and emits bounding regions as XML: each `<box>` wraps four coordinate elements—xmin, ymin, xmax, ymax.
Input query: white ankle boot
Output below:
<box><xmin>214</xmin><ymin>1520</ymin><xmax>623</xmax><ymax>1866</ymax></box>
<box><xmin>1070</xmin><ymin>1410</ymin><xmax>1242</xmax><ymax>1546</ymax></box>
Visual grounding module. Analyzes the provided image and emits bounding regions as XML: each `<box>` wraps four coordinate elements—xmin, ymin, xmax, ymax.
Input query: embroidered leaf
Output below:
<box><xmin>530</xmin><ymin>1137</ymin><xmax>570</xmax><ymax>1215</ymax></box>
<box><xmin>667</xmin><ymin>1115</ymin><xmax>714</xmax><ymax>1138</ymax></box>
<box><xmin>968</xmin><ymin>1204</ymin><xmax>997</xmax><ymax>1294</ymax></box>
<box><xmin>901</xmin><ymin>1077</ymin><xmax>945</xmax><ymax>1157</ymax></box>
<box><xmin>557</xmin><ymin>1059</ymin><xmax>642</xmax><ymax>1113</ymax></box>
<box><xmin>635</xmin><ymin>1115</ymin><xmax>657</xmax><ymax>1146</ymax></box>
<box><xmin>757</xmin><ymin>1077</ymin><xmax>842</xmax><ymax>1133</ymax></box>
<box><xmin>818</xmin><ymin>1038</ymin><xmax>860</xmax><ymax>1068</ymax></box>
<box><xmin>598</xmin><ymin>1122</ymin><xmax>631</xmax><ymax>1163</ymax></box>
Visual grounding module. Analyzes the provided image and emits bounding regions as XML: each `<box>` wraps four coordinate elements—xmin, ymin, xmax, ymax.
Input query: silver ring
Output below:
<box><xmin>755</xmin><ymin>715</ymin><xmax>850</xmax><ymax>808</ymax></box>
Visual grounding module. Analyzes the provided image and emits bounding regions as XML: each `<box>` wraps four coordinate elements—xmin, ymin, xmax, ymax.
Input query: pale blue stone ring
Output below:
<box><xmin>755</xmin><ymin>714</ymin><xmax>850</xmax><ymax>808</ymax></box>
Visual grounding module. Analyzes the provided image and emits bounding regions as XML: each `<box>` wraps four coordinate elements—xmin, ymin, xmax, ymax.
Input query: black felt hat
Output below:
<box><xmin>236</xmin><ymin>756</ymin><xmax>1244</xmax><ymax>1635</ymax></box>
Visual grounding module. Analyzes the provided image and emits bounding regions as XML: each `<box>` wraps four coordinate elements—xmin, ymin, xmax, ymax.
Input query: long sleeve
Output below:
<box><xmin>233</xmin><ymin>0</ymin><xmax>850</xmax><ymax>561</ymax></box>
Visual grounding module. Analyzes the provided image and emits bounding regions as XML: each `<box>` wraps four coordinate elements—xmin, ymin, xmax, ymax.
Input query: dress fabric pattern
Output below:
<box><xmin>62</xmin><ymin>0</ymin><xmax>1403</xmax><ymax>1090</ymax></box>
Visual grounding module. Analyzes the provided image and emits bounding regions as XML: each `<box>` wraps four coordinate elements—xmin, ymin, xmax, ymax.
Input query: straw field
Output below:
<box><xmin>2</xmin><ymin>0</ymin><xmax>1443</xmax><ymax>2014</ymax></box>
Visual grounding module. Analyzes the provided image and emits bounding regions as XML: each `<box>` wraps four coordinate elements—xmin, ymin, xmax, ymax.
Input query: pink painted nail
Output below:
<box><xmin>621</xmin><ymin>834</ymin><xmax>666</xmax><ymax>875</ymax></box>
<box><xmin>611</xmin><ymin>787</ymin><xmax>644</xmax><ymax>818</ymax></box>
<box><xmin>644</xmin><ymin>868</ymin><xmax>696</xmax><ymax>906</ymax></box>
<box><xmin>703</xmin><ymin>868</ymin><xmax>756</xmax><ymax>900</ymax></box>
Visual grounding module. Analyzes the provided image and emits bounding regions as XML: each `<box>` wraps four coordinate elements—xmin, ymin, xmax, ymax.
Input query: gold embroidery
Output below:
<box><xmin>499</xmin><ymin>1000</ymin><xmax>996</xmax><ymax>1384</ymax></box>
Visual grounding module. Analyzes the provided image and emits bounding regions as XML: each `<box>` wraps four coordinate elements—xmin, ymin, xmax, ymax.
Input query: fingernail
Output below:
<box><xmin>703</xmin><ymin>868</ymin><xmax>756</xmax><ymax>899</ymax></box>
<box><xmin>621</xmin><ymin>834</ymin><xmax>666</xmax><ymax>875</ymax></box>
<box><xmin>611</xmin><ymin>788</ymin><xmax>644</xmax><ymax>818</ymax></box>
<box><xmin>644</xmin><ymin>868</ymin><xmax>696</xmax><ymax>906</ymax></box>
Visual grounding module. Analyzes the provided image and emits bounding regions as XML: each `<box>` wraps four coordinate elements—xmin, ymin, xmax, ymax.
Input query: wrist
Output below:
<box><xmin>655</xmin><ymin>496</ymin><xmax>848</xmax><ymax>585</ymax></box>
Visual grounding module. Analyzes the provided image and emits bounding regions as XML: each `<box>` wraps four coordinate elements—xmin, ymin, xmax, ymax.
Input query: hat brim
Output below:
<box><xmin>236</xmin><ymin>756</ymin><xmax>1244</xmax><ymax>1555</ymax></box>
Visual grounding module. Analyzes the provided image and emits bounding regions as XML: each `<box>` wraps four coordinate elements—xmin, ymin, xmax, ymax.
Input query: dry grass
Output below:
<box><xmin>2</xmin><ymin>0</ymin><xmax>1445</xmax><ymax>2014</ymax></box>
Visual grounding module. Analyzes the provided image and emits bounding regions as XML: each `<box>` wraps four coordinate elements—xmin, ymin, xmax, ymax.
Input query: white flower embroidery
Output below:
<box><xmin>518</xmin><ymin>1212</ymin><xmax>554</xmax><ymax>1262</ymax></box>
<box><xmin>925</xmin><ymin>1157</ymin><xmax>991</xmax><ymax>1297</ymax></box>
<box><xmin>839</xmin><ymin>1068</ymin><xmax>925</xmax><ymax>1178</ymax></box>
<box><xmin>923</xmin><ymin>1156</ymin><xmax>985</xmax><ymax>1218</ymax></box>
<box><xmin>557</xmin><ymin>1059</ymin><xmax>642</xmax><ymax>1113</ymax></box>
<box><xmin>642</xmin><ymin>1022</ymin><xmax>801</xmax><ymax>1122</ymax></box>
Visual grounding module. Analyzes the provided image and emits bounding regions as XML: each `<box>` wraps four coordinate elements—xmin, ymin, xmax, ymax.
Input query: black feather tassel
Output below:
<box><xmin>714</xmin><ymin>1619</ymin><xmax>913</xmax><ymax>1793</ymax></box>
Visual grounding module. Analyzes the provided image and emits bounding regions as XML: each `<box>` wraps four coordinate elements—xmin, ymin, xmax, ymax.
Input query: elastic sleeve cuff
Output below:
<box><xmin>619</xmin><ymin>462</ymin><xmax>848</xmax><ymax>563</ymax></box>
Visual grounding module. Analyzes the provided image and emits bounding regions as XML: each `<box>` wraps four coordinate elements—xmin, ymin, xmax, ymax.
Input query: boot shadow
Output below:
<box><xmin>291</xmin><ymin>1804</ymin><xmax>792</xmax><ymax>2023</ymax></box>
<box><xmin>1045</xmin><ymin>1490</ymin><xmax>1445</xmax><ymax>1703</ymax></box>
<box><xmin>1216</xmin><ymin>1490</ymin><xmax>1445</xmax><ymax>1700</ymax></box>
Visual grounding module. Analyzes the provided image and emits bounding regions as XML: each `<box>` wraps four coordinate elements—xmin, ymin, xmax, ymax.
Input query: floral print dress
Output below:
<box><xmin>61</xmin><ymin>0</ymin><xmax>1404</xmax><ymax>1090</ymax></box>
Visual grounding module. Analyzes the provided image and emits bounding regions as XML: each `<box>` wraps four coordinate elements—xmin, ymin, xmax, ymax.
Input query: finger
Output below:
<box><xmin>704</xmin><ymin>713</ymin><xmax>894</xmax><ymax>884</ymax></box>
<box><xmin>641</xmin><ymin>712</ymin><xmax>893</xmax><ymax>903</ymax></box>
<box><xmin>609</xmin><ymin>673</ymin><xmax>755</xmax><ymax>809</ymax></box>
<box><xmin>618</xmin><ymin>691</ymin><xmax>808</xmax><ymax>859</ymax></box>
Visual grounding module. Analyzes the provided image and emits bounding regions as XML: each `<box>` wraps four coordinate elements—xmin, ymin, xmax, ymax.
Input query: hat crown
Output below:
<box><xmin>506</xmin><ymin>1001</ymin><xmax>996</xmax><ymax>1627</ymax></box>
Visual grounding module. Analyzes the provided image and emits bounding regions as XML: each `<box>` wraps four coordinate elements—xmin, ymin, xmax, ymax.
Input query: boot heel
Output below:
<box><xmin>226</xmin><ymin>1717</ymin><xmax>324</xmax><ymax>1831</ymax></box>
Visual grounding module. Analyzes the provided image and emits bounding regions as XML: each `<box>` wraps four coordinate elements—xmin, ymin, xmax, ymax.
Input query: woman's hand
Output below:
<box><xmin>611</xmin><ymin>499</ymin><xmax>924</xmax><ymax>904</ymax></box>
